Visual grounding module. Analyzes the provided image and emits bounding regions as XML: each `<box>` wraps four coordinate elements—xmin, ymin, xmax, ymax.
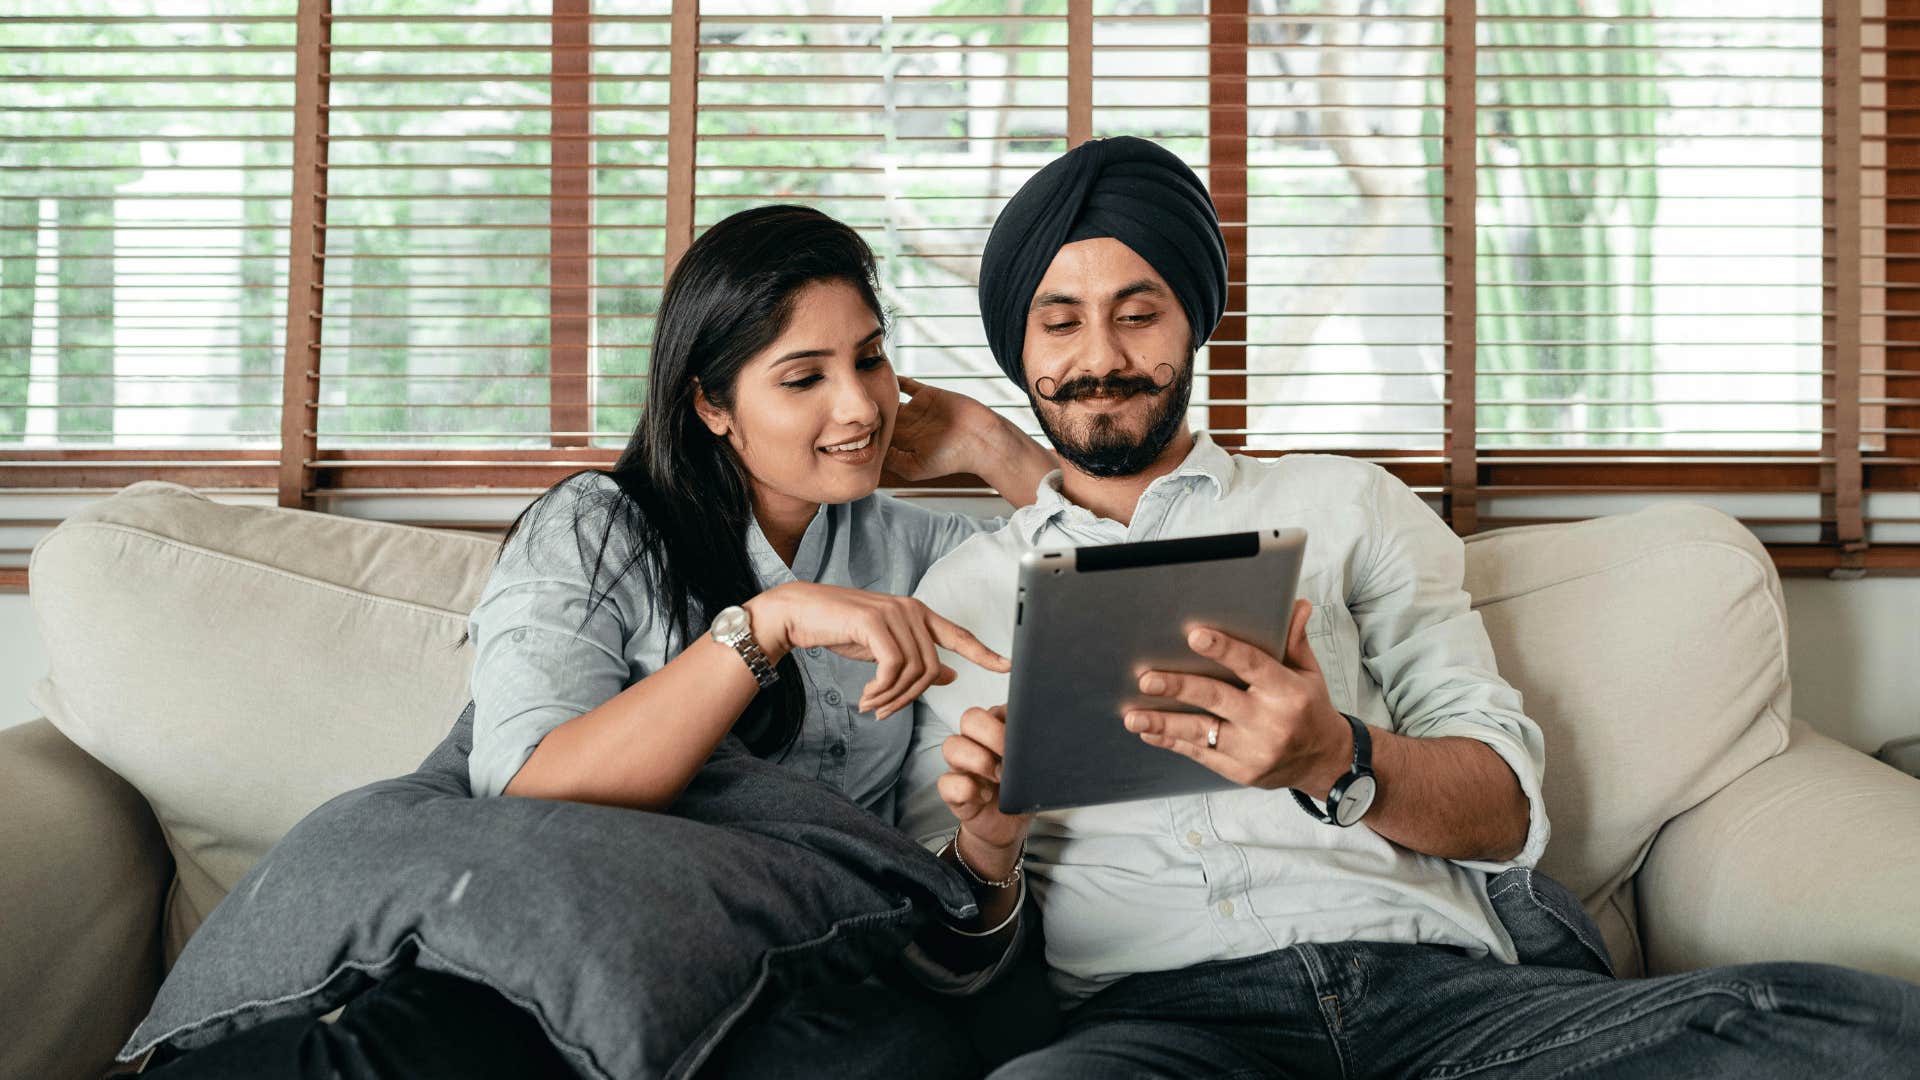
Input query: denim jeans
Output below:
<box><xmin>987</xmin><ymin>941</ymin><xmax>1920</xmax><ymax>1079</ymax></box>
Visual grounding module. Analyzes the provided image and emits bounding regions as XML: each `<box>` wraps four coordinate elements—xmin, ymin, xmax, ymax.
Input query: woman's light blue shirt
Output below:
<box><xmin>466</xmin><ymin>471</ymin><xmax>996</xmax><ymax>820</ymax></box>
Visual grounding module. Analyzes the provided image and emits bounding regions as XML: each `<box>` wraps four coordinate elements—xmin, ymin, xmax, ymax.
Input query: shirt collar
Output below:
<box><xmin>746</xmin><ymin>502</ymin><xmax>834</xmax><ymax>586</ymax></box>
<box><xmin>1012</xmin><ymin>431</ymin><xmax>1236</xmax><ymax>546</ymax></box>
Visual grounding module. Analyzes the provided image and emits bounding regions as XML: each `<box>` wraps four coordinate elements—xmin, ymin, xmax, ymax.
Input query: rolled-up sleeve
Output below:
<box><xmin>1350</xmin><ymin>466</ymin><xmax>1550</xmax><ymax>873</ymax></box>
<box><xmin>467</xmin><ymin>477</ymin><xmax>641</xmax><ymax>799</ymax></box>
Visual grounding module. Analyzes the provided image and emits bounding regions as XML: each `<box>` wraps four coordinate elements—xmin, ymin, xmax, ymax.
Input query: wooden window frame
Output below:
<box><xmin>5</xmin><ymin>0</ymin><xmax>1918</xmax><ymax>593</ymax></box>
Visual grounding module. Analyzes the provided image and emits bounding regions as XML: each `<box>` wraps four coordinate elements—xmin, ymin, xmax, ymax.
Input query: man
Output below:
<box><xmin>898</xmin><ymin>135</ymin><xmax>1918</xmax><ymax>1077</ymax></box>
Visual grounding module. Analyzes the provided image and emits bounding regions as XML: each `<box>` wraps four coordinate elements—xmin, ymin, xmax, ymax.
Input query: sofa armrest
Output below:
<box><xmin>0</xmin><ymin>719</ymin><xmax>172</xmax><ymax>1080</ymax></box>
<box><xmin>1638</xmin><ymin>718</ymin><xmax>1920</xmax><ymax>984</ymax></box>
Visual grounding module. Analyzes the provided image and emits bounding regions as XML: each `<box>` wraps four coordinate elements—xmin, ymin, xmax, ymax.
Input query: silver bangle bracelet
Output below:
<box><xmin>942</xmin><ymin>874</ymin><xmax>1025</xmax><ymax>938</ymax></box>
<box><xmin>943</xmin><ymin>826</ymin><xmax>1025</xmax><ymax>889</ymax></box>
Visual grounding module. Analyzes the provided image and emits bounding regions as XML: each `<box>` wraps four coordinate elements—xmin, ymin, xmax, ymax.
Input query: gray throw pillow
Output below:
<box><xmin>117</xmin><ymin>702</ymin><xmax>978</xmax><ymax>1080</ymax></box>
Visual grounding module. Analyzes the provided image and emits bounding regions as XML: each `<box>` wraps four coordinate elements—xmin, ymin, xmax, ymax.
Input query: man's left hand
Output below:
<box><xmin>1123</xmin><ymin>598</ymin><xmax>1354</xmax><ymax>797</ymax></box>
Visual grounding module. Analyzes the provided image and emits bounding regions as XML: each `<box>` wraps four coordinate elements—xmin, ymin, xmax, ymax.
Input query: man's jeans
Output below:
<box><xmin>988</xmin><ymin>940</ymin><xmax>1920</xmax><ymax>1079</ymax></box>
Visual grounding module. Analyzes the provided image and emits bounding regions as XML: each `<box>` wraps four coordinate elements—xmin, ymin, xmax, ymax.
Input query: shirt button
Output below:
<box><xmin>829</xmin><ymin>743</ymin><xmax>847</xmax><ymax>759</ymax></box>
<box><xmin>808</xmin><ymin>647</ymin><xmax>823</xmax><ymax>658</ymax></box>
<box><xmin>1185</xmin><ymin>830</ymin><xmax>1204</xmax><ymax>847</ymax></box>
<box><xmin>1217</xmin><ymin>899</ymin><xmax>1235</xmax><ymax>918</ymax></box>
<box><xmin>824</xmin><ymin>689</ymin><xmax>843</xmax><ymax>706</ymax></box>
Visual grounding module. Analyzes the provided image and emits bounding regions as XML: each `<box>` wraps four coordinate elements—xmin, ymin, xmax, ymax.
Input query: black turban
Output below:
<box><xmin>977</xmin><ymin>135</ymin><xmax>1228</xmax><ymax>387</ymax></box>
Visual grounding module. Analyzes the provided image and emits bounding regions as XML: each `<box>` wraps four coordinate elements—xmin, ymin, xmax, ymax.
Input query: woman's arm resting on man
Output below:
<box><xmin>886</xmin><ymin>375</ymin><xmax>1056</xmax><ymax>507</ymax></box>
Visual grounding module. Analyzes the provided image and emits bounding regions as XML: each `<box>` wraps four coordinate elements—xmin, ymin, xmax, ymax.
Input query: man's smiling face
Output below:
<box><xmin>1021</xmin><ymin>237</ymin><xmax>1195</xmax><ymax>478</ymax></box>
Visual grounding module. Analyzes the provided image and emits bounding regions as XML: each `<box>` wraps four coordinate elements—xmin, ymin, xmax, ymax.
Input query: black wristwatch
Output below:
<box><xmin>1291</xmin><ymin>712</ymin><xmax>1377</xmax><ymax>827</ymax></box>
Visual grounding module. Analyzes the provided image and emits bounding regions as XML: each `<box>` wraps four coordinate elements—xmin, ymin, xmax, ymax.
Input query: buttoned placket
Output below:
<box><xmin>1157</xmin><ymin>469</ymin><xmax>1264</xmax><ymax>944</ymax></box>
<box><xmin>1131</xmin><ymin>458</ymin><xmax>1262</xmax><ymax>940</ymax></box>
<box><xmin>745</xmin><ymin>506</ymin><xmax>857</xmax><ymax>788</ymax></box>
<box><xmin>1016</xmin><ymin>437</ymin><xmax>1260</xmax><ymax>938</ymax></box>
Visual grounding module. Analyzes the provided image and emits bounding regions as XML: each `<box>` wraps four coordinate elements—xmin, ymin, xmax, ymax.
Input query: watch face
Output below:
<box><xmin>710</xmin><ymin>605</ymin><xmax>748</xmax><ymax>640</ymax></box>
<box><xmin>1335</xmin><ymin>774</ymin><xmax>1377</xmax><ymax>827</ymax></box>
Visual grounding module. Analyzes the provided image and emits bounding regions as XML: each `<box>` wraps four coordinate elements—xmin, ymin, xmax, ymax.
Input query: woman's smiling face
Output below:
<box><xmin>695</xmin><ymin>278</ymin><xmax>900</xmax><ymax>512</ymax></box>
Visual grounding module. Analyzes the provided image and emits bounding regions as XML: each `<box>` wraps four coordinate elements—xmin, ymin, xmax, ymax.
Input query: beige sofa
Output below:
<box><xmin>5</xmin><ymin>480</ymin><xmax>1919</xmax><ymax>1080</ymax></box>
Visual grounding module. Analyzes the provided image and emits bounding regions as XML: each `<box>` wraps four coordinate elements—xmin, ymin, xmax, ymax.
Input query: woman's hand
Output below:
<box><xmin>886</xmin><ymin>377</ymin><xmax>1055</xmax><ymax>507</ymax></box>
<box><xmin>937</xmin><ymin>705</ymin><xmax>1034</xmax><ymax>879</ymax></box>
<box><xmin>885</xmin><ymin>375</ymin><xmax>1000</xmax><ymax>482</ymax></box>
<box><xmin>745</xmin><ymin>582</ymin><xmax>1009</xmax><ymax>721</ymax></box>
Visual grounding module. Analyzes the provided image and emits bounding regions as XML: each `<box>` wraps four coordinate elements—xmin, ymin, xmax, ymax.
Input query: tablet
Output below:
<box><xmin>998</xmin><ymin>528</ymin><xmax>1307</xmax><ymax>814</ymax></box>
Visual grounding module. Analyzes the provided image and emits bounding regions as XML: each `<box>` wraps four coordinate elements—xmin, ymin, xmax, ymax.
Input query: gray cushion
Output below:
<box><xmin>118</xmin><ymin>702</ymin><xmax>978</xmax><ymax>1080</ymax></box>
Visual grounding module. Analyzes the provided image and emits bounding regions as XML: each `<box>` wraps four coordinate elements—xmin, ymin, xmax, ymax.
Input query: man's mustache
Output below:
<box><xmin>1034</xmin><ymin>364</ymin><xmax>1177</xmax><ymax>404</ymax></box>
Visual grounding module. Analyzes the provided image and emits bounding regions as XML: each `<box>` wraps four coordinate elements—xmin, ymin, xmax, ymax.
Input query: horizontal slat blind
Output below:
<box><xmin>1872</xmin><ymin>0</ymin><xmax>1920</xmax><ymax>545</ymax></box>
<box><xmin>0</xmin><ymin>1</ymin><xmax>295</xmax><ymax>459</ymax></box>
<box><xmin>1470</xmin><ymin>1</ymin><xmax>1837</xmax><ymax>542</ymax></box>
<box><xmin>318</xmin><ymin>0</ymin><xmax>591</xmax><ymax>450</ymax></box>
<box><xmin>585</xmin><ymin>0</ymin><xmax>670</xmax><ymax>447</ymax></box>
<box><xmin>680</xmin><ymin>1</ymin><xmax>1072</xmax><ymax>450</ymax></box>
<box><xmin>1241</xmin><ymin>2</ymin><xmax>1448</xmax><ymax>454</ymax></box>
<box><xmin>1477</xmin><ymin>1</ymin><xmax>1825</xmax><ymax>452</ymax></box>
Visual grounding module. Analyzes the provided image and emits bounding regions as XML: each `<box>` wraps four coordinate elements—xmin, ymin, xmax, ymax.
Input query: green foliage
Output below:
<box><xmin>1473</xmin><ymin>0</ymin><xmax>1663</xmax><ymax>447</ymax></box>
<box><xmin>0</xmin><ymin>2</ymin><xmax>1746</xmax><ymax>454</ymax></box>
<box><xmin>0</xmin><ymin>0</ymin><xmax>297</xmax><ymax>444</ymax></box>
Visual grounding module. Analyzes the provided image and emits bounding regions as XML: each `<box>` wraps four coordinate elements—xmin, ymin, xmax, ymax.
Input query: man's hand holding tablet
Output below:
<box><xmin>1123</xmin><ymin>596</ymin><xmax>1355</xmax><ymax>798</ymax></box>
<box><xmin>933</xmin><ymin>603</ymin><xmax>1357</xmax><ymax>881</ymax></box>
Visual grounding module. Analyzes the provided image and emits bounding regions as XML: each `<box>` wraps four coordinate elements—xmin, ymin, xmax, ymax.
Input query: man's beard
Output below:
<box><xmin>1031</xmin><ymin>358</ymin><xmax>1193</xmax><ymax>479</ymax></box>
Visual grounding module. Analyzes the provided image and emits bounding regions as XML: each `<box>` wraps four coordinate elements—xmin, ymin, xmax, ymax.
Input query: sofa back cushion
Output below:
<box><xmin>30</xmin><ymin>484</ymin><xmax>1792</xmax><ymax>978</ymax></box>
<box><xmin>28</xmin><ymin>481</ymin><xmax>500</xmax><ymax>963</ymax></box>
<box><xmin>1463</xmin><ymin>503</ymin><xmax>1792</xmax><ymax>972</ymax></box>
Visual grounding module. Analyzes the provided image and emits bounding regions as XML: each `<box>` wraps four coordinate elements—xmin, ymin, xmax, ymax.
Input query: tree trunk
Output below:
<box><xmin>56</xmin><ymin>195</ymin><xmax>114</xmax><ymax>443</ymax></box>
<box><xmin>0</xmin><ymin>197</ymin><xmax>37</xmax><ymax>441</ymax></box>
<box><xmin>238</xmin><ymin>140</ymin><xmax>279</xmax><ymax>440</ymax></box>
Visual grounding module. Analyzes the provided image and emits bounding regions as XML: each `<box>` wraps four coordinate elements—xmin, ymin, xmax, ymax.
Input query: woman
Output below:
<box><xmin>144</xmin><ymin>205</ymin><xmax>1054</xmax><ymax>1079</ymax></box>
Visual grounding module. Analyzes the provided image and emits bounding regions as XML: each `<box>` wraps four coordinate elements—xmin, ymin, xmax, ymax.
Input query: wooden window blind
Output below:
<box><xmin>1235</xmin><ymin>0</ymin><xmax>1450</xmax><ymax>515</ymax></box>
<box><xmin>1474</xmin><ymin>2</ymin><xmax>1833</xmax><ymax>543</ymax></box>
<box><xmin>1</xmin><ymin>0</ymin><xmax>297</xmax><ymax>572</ymax></box>
<box><xmin>686</xmin><ymin>2</ymin><xmax>1073</xmax><ymax>451</ymax></box>
<box><xmin>3</xmin><ymin>0</ymin><xmax>1915</xmax><ymax>590</ymax></box>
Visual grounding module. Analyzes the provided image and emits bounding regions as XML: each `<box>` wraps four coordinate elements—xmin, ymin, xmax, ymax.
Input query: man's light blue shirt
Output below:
<box><xmin>897</xmin><ymin>432</ymin><xmax>1551</xmax><ymax>999</ymax></box>
<box><xmin>466</xmin><ymin>471</ymin><xmax>993</xmax><ymax>819</ymax></box>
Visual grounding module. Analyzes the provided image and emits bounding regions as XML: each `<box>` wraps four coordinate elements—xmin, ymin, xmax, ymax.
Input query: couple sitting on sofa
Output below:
<box><xmin>145</xmin><ymin>137</ymin><xmax>1918</xmax><ymax>1079</ymax></box>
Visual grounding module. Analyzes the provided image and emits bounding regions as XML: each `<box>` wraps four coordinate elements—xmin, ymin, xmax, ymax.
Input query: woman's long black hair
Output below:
<box><xmin>458</xmin><ymin>205</ymin><xmax>887</xmax><ymax>758</ymax></box>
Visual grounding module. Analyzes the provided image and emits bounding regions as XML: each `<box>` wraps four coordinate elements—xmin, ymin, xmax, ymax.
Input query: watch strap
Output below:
<box><xmin>731</xmin><ymin>633</ymin><xmax>779</xmax><ymax>689</ymax></box>
<box><xmin>713</xmin><ymin>606</ymin><xmax>779</xmax><ymax>689</ymax></box>
<box><xmin>1291</xmin><ymin>713</ymin><xmax>1372</xmax><ymax>826</ymax></box>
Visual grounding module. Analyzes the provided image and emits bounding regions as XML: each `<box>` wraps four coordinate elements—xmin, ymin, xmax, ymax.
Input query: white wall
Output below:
<box><xmin>1778</xmin><ymin>578</ymin><xmax>1920</xmax><ymax>754</ymax></box>
<box><xmin>4</xmin><ymin>575</ymin><xmax>1915</xmax><ymax>756</ymax></box>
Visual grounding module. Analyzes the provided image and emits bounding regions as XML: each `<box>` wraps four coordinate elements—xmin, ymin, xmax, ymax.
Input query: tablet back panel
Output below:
<box><xmin>999</xmin><ymin>528</ymin><xmax>1306</xmax><ymax>814</ymax></box>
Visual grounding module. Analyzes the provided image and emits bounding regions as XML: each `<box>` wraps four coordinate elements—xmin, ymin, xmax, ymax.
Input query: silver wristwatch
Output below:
<box><xmin>709</xmin><ymin>604</ymin><xmax>778</xmax><ymax>689</ymax></box>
